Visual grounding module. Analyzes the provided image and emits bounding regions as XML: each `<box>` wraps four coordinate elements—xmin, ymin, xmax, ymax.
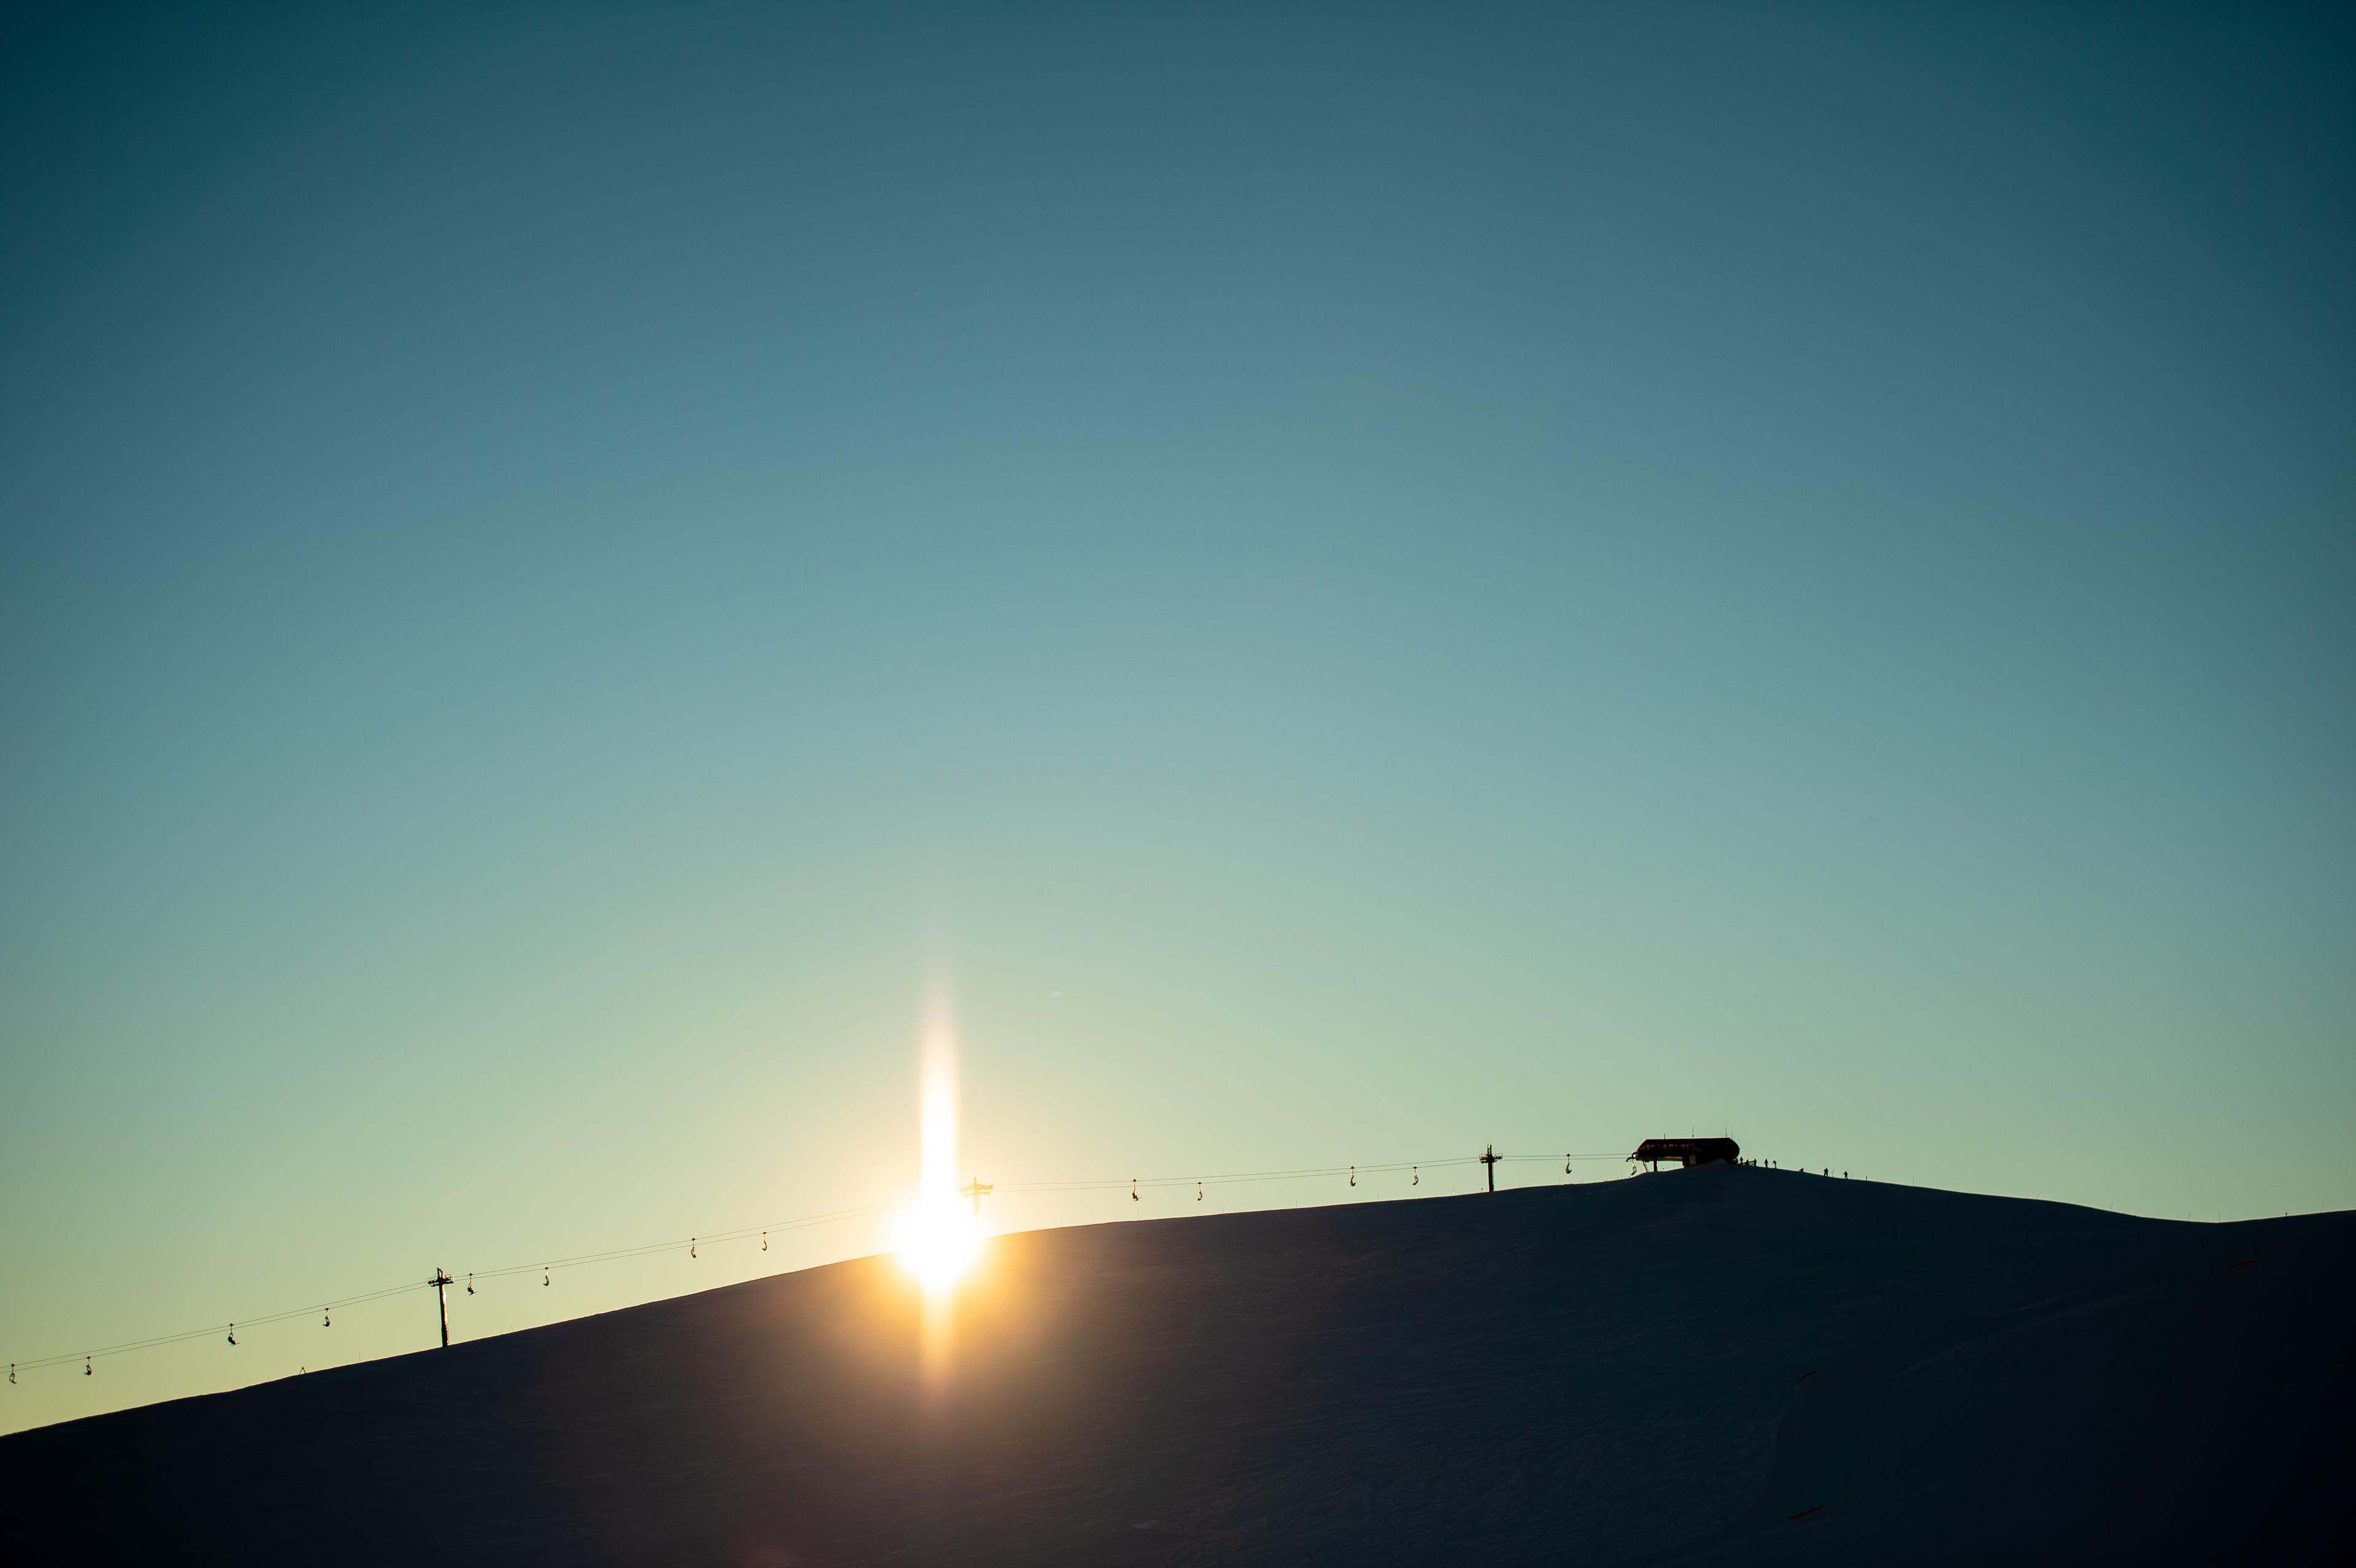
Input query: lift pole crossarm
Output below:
<box><xmin>960</xmin><ymin>1178</ymin><xmax>995</xmax><ymax>1224</ymax></box>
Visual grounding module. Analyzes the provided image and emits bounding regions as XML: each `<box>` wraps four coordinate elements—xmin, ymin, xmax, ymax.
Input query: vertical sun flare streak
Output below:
<box><xmin>897</xmin><ymin>997</ymin><xmax>979</xmax><ymax>1299</ymax></box>
<box><xmin>897</xmin><ymin>994</ymin><xmax>977</xmax><ymax>1386</ymax></box>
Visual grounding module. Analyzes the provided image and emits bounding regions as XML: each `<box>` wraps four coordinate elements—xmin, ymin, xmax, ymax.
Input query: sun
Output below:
<box><xmin>894</xmin><ymin>1194</ymin><xmax>981</xmax><ymax>1293</ymax></box>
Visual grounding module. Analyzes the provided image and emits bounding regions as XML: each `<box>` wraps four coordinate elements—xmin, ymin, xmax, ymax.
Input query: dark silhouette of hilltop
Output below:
<box><xmin>5</xmin><ymin>1165</ymin><xmax>2349</xmax><ymax>1565</ymax></box>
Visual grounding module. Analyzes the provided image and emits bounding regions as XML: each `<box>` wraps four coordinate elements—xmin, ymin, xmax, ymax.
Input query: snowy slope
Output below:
<box><xmin>4</xmin><ymin>1165</ymin><xmax>2348</xmax><ymax>1565</ymax></box>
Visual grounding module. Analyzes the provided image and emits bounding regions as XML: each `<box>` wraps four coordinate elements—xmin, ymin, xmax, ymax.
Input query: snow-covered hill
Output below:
<box><xmin>5</xmin><ymin>1165</ymin><xmax>2348</xmax><ymax>1564</ymax></box>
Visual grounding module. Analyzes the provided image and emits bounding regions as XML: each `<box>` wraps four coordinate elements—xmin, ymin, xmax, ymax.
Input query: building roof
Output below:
<box><xmin>1630</xmin><ymin>1137</ymin><xmax>1741</xmax><ymax>1164</ymax></box>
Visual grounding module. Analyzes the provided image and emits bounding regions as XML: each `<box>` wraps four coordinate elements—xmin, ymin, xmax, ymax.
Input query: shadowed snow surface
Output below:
<box><xmin>4</xmin><ymin>1166</ymin><xmax>2350</xmax><ymax>1565</ymax></box>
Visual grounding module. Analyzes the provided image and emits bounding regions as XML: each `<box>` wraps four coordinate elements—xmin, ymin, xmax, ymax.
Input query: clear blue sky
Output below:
<box><xmin>4</xmin><ymin>2</ymin><xmax>2350</xmax><ymax>1432</ymax></box>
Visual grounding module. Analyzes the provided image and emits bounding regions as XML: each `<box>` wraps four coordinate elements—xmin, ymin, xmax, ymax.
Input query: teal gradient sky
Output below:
<box><xmin>4</xmin><ymin>2</ymin><xmax>2351</xmax><ymax>1432</ymax></box>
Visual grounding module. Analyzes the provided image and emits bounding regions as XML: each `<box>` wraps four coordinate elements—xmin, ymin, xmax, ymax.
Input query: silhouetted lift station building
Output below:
<box><xmin>1630</xmin><ymin>1137</ymin><xmax>1741</xmax><ymax>1172</ymax></box>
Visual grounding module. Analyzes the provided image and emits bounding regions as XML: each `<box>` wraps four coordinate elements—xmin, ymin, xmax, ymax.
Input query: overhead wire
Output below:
<box><xmin>4</xmin><ymin>1145</ymin><xmax>1684</xmax><ymax>1383</ymax></box>
<box><xmin>9</xmin><ymin>1202</ymin><xmax>888</xmax><ymax>1375</ymax></box>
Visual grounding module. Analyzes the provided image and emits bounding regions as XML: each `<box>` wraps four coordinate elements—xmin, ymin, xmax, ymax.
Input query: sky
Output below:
<box><xmin>2</xmin><ymin>1</ymin><xmax>2351</xmax><ymax>1434</ymax></box>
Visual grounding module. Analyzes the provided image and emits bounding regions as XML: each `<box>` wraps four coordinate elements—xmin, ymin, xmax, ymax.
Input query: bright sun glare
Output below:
<box><xmin>894</xmin><ymin>1193</ymin><xmax>980</xmax><ymax>1294</ymax></box>
<box><xmin>895</xmin><ymin>1031</ymin><xmax>981</xmax><ymax>1294</ymax></box>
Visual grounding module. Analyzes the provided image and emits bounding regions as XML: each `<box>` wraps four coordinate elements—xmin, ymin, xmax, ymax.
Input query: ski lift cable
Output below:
<box><xmin>5</xmin><ymin>1145</ymin><xmax>1674</xmax><ymax>1379</ymax></box>
<box><xmin>1001</xmin><ymin>1156</ymin><xmax>1485</xmax><ymax>1193</ymax></box>
<box><xmin>10</xmin><ymin>1280</ymin><xmax>427</xmax><ymax>1371</ymax></box>
<box><xmin>6</xmin><ymin>1207</ymin><xmax>890</xmax><ymax>1375</ymax></box>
